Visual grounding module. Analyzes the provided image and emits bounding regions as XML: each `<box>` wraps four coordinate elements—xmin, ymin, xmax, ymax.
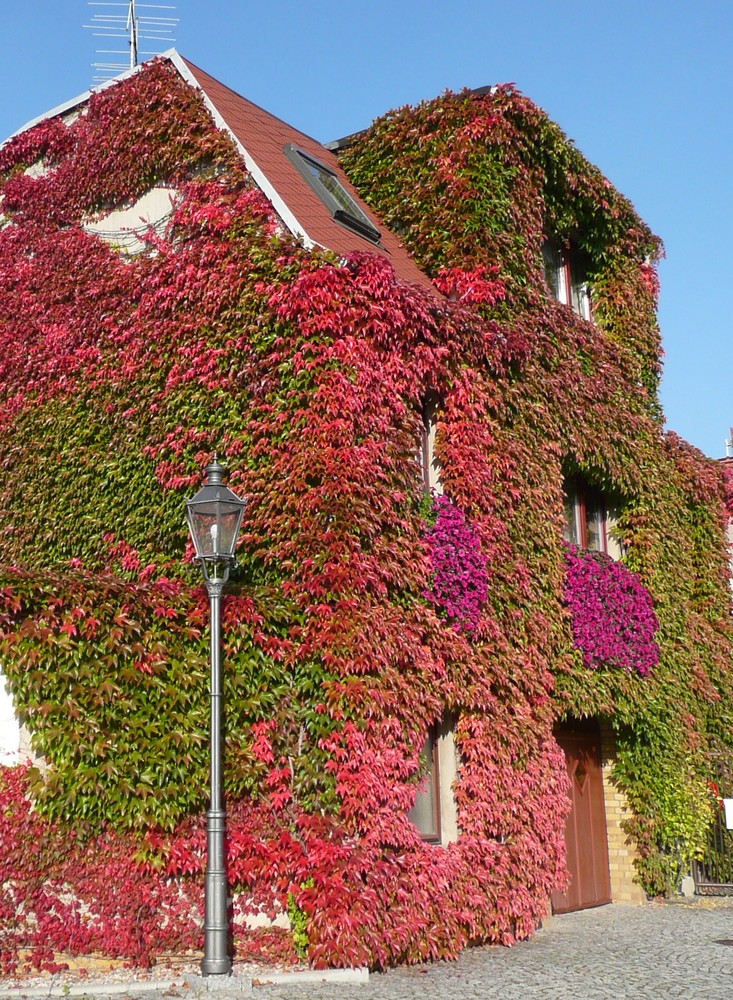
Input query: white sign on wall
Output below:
<box><xmin>724</xmin><ymin>799</ymin><xmax>733</xmax><ymax>831</ymax></box>
<box><xmin>0</xmin><ymin>667</ymin><xmax>20</xmax><ymax>764</ymax></box>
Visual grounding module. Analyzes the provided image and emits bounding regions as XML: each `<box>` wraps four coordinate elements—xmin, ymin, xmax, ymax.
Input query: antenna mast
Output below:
<box><xmin>129</xmin><ymin>0</ymin><xmax>139</xmax><ymax>68</ymax></box>
<box><xmin>85</xmin><ymin>2</ymin><xmax>177</xmax><ymax>83</ymax></box>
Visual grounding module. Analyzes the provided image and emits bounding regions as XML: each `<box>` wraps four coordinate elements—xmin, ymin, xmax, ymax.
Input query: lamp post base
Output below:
<box><xmin>201</xmin><ymin>805</ymin><xmax>232</xmax><ymax>977</ymax></box>
<box><xmin>201</xmin><ymin>959</ymin><xmax>232</xmax><ymax>977</ymax></box>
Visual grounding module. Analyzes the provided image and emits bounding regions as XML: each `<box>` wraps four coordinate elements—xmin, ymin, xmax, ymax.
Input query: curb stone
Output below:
<box><xmin>0</xmin><ymin>976</ymin><xmax>253</xmax><ymax>998</ymax></box>
<box><xmin>0</xmin><ymin>968</ymin><xmax>369</xmax><ymax>998</ymax></box>
<box><xmin>252</xmin><ymin>968</ymin><xmax>369</xmax><ymax>987</ymax></box>
<box><xmin>0</xmin><ymin>983</ymin><xmax>202</xmax><ymax>998</ymax></box>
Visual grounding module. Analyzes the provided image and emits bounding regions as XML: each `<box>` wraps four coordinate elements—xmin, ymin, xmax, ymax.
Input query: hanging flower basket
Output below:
<box><xmin>424</xmin><ymin>494</ymin><xmax>489</xmax><ymax>633</ymax></box>
<box><xmin>564</xmin><ymin>545</ymin><xmax>659</xmax><ymax>676</ymax></box>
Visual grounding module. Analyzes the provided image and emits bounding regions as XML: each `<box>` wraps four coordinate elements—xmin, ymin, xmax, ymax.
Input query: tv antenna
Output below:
<box><xmin>85</xmin><ymin>1</ymin><xmax>178</xmax><ymax>83</ymax></box>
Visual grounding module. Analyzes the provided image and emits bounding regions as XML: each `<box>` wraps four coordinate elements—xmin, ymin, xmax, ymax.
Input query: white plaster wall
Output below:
<box><xmin>606</xmin><ymin>510</ymin><xmax>624</xmax><ymax>561</ymax></box>
<box><xmin>84</xmin><ymin>186</ymin><xmax>178</xmax><ymax>254</ymax></box>
<box><xmin>426</xmin><ymin>415</ymin><xmax>443</xmax><ymax>495</ymax></box>
<box><xmin>437</xmin><ymin>726</ymin><xmax>459</xmax><ymax>844</ymax></box>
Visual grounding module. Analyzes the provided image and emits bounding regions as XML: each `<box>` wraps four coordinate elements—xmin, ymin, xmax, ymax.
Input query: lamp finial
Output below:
<box><xmin>204</xmin><ymin>456</ymin><xmax>225</xmax><ymax>486</ymax></box>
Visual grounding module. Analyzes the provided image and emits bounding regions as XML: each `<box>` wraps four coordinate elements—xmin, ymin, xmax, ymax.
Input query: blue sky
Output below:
<box><xmin>1</xmin><ymin>1</ymin><xmax>730</xmax><ymax>458</ymax></box>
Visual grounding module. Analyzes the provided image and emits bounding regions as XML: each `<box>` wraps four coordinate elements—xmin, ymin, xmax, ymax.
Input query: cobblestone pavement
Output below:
<box><xmin>256</xmin><ymin>898</ymin><xmax>733</xmax><ymax>1000</ymax></box>
<box><xmin>5</xmin><ymin>898</ymin><xmax>733</xmax><ymax>1000</ymax></box>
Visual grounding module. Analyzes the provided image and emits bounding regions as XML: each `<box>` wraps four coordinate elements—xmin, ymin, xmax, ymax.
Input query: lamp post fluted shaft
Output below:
<box><xmin>201</xmin><ymin>578</ymin><xmax>231</xmax><ymax>976</ymax></box>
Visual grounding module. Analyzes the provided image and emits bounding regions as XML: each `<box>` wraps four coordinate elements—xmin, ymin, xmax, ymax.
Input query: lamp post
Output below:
<box><xmin>185</xmin><ymin>457</ymin><xmax>247</xmax><ymax>977</ymax></box>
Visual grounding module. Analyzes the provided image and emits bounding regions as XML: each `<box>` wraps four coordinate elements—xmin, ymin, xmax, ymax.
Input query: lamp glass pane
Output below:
<box><xmin>186</xmin><ymin>499</ymin><xmax>245</xmax><ymax>559</ymax></box>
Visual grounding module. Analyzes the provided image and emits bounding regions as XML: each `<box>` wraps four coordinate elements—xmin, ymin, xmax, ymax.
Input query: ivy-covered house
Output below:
<box><xmin>1</xmin><ymin>51</ymin><xmax>732</xmax><ymax>972</ymax></box>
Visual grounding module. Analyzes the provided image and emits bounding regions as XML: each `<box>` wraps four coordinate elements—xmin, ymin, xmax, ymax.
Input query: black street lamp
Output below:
<box><xmin>185</xmin><ymin>457</ymin><xmax>247</xmax><ymax>977</ymax></box>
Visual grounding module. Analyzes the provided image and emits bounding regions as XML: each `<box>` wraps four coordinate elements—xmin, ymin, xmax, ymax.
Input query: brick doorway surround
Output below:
<box><xmin>598</xmin><ymin>719</ymin><xmax>646</xmax><ymax>905</ymax></box>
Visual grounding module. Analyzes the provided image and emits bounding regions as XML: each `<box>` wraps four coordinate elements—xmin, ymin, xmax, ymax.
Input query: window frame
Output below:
<box><xmin>543</xmin><ymin>239</ymin><xmax>592</xmax><ymax>321</ymax></box>
<box><xmin>408</xmin><ymin>728</ymin><xmax>442</xmax><ymax>843</ymax></box>
<box><xmin>564</xmin><ymin>476</ymin><xmax>608</xmax><ymax>554</ymax></box>
<box><xmin>284</xmin><ymin>143</ymin><xmax>382</xmax><ymax>244</ymax></box>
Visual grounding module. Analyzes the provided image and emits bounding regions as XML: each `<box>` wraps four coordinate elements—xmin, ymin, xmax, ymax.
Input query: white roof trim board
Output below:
<box><xmin>167</xmin><ymin>51</ymin><xmax>317</xmax><ymax>251</ymax></box>
<box><xmin>2</xmin><ymin>60</ymin><xmax>148</xmax><ymax>145</ymax></box>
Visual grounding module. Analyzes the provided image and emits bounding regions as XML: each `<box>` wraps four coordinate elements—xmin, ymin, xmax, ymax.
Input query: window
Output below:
<box><xmin>408</xmin><ymin>730</ymin><xmax>441</xmax><ymax>842</ymax></box>
<box><xmin>543</xmin><ymin>239</ymin><xmax>591</xmax><ymax>320</ymax></box>
<box><xmin>284</xmin><ymin>144</ymin><xmax>381</xmax><ymax>244</ymax></box>
<box><xmin>563</xmin><ymin>477</ymin><xmax>607</xmax><ymax>553</ymax></box>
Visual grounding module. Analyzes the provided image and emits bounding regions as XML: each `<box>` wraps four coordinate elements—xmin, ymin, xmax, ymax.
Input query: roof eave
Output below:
<box><xmin>1</xmin><ymin>54</ymin><xmax>164</xmax><ymax>149</ymax></box>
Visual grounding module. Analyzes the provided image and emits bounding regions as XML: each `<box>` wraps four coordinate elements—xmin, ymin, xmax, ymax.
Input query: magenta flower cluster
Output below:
<box><xmin>564</xmin><ymin>545</ymin><xmax>659</xmax><ymax>676</ymax></box>
<box><xmin>424</xmin><ymin>494</ymin><xmax>489</xmax><ymax>633</ymax></box>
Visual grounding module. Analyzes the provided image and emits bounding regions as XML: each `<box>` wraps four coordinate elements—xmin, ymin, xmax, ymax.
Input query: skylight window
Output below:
<box><xmin>285</xmin><ymin>144</ymin><xmax>381</xmax><ymax>244</ymax></box>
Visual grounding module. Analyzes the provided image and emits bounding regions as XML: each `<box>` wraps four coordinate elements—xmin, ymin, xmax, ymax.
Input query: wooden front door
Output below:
<box><xmin>551</xmin><ymin>719</ymin><xmax>611</xmax><ymax>914</ymax></box>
